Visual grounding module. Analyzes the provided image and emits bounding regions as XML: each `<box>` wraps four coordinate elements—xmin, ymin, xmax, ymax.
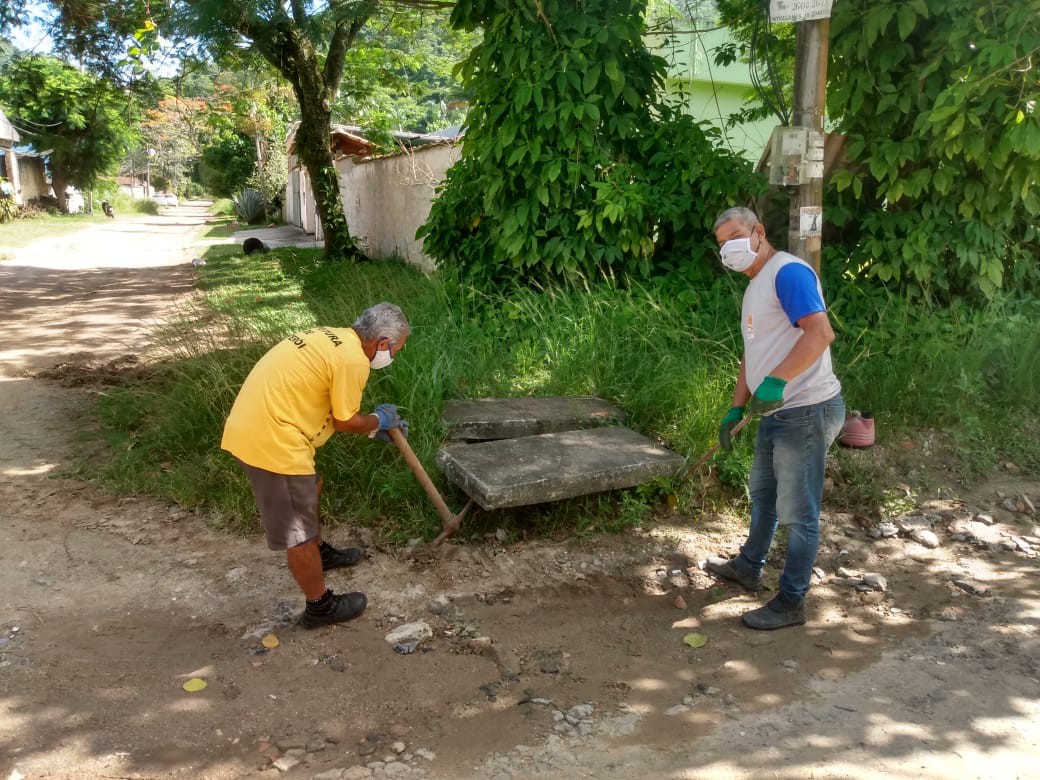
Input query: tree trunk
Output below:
<box><xmin>294</xmin><ymin>104</ymin><xmax>359</xmax><ymax>261</ymax></box>
<box><xmin>192</xmin><ymin>0</ymin><xmax>375</xmax><ymax>261</ymax></box>
<box><xmin>51</xmin><ymin>167</ymin><xmax>68</xmax><ymax>213</ymax></box>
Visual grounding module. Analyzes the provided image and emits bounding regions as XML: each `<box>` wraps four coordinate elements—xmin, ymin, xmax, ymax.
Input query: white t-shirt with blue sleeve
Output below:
<box><xmin>741</xmin><ymin>252</ymin><xmax>841</xmax><ymax>412</ymax></box>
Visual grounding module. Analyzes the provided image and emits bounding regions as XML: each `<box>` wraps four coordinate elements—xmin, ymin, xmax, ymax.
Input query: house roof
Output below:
<box><xmin>0</xmin><ymin>108</ymin><xmax>21</xmax><ymax>145</ymax></box>
<box><xmin>285</xmin><ymin>121</ymin><xmax>376</xmax><ymax>159</ymax></box>
<box><xmin>285</xmin><ymin>120</ymin><xmax>463</xmax><ymax>160</ymax></box>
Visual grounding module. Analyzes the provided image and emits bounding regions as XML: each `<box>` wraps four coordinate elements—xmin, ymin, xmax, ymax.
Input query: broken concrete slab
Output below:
<box><xmin>442</xmin><ymin>396</ymin><xmax>625</xmax><ymax>441</ymax></box>
<box><xmin>436</xmin><ymin>426</ymin><xmax>683</xmax><ymax>510</ymax></box>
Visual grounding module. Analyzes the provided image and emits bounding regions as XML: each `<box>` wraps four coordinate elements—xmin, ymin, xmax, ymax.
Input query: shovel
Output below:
<box><xmin>388</xmin><ymin>427</ymin><xmax>475</xmax><ymax>546</ymax></box>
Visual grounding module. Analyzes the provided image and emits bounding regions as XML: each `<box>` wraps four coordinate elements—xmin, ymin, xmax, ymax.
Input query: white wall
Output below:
<box><xmin>284</xmin><ymin>142</ymin><xmax>458</xmax><ymax>270</ymax></box>
<box><xmin>336</xmin><ymin>143</ymin><xmax>458</xmax><ymax>272</ymax></box>
<box><xmin>15</xmin><ymin>155</ymin><xmax>48</xmax><ymax>203</ymax></box>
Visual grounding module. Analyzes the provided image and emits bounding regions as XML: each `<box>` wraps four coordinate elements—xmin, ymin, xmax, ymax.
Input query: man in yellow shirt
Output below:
<box><xmin>222</xmin><ymin>302</ymin><xmax>410</xmax><ymax>628</ymax></box>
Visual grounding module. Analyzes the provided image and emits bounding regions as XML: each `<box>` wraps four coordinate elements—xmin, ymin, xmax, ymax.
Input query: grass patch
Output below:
<box><xmin>0</xmin><ymin>213</ymin><xmax>105</xmax><ymax>249</ymax></box>
<box><xmin>81</xmin><ymin>246</ymin><xmax>1040</xmax><ymax>545</ymax></box>
<box><xmin>201</xmin><ymin>216</ymin><xmax>239</xmax><ymax>240</ymax></box>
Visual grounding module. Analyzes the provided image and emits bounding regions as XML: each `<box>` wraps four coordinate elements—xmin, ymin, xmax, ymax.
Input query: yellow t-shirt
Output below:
<box><xmin>221</xmin><ymin>326</ymin><xmax>371</xmax><ymax>474</ymax></box>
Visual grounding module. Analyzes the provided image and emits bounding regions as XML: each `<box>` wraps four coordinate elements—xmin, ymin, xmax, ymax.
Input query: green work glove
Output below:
<box><xmin>748</xmin><ymin>376</ymin><xmax>787</xmax><ymax>415</ymax></box>
<box><xmin>719</xmin><ymin>406</ymin><xmax>745</xmax><ymax>452</ymax></box>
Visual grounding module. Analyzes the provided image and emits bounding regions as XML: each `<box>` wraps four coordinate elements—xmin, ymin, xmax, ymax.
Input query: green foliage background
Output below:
<box><xmin>715</xmin><ymin>0</ymin><xmax>1040</xmax><ymax>300</ymax></box>
<box><xmin>419</xmin><ymin>0</ymin><xmax>764</xmax><ymax>291</ymax></box>
<box><xmin>0</xmin><ymin>54</ymin><xmax>138</xmax><ymax>194</ymax></box>
<box><xmin>827</xmin><ymin>0</ymin><xmax>1040</xmax><ymax>300</ymax></box>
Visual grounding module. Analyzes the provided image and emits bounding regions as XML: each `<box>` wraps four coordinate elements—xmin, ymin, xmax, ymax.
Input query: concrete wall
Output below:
<box><xmin>15</xmin><ymin>155</ymin><xmax>48</xmax><ymax>203</ymax></box>
<box><xmin>337</xmin><ymin>143</ymin><xmax>457</xmax><ymax>271</ymax></box>
<box><xmin>286</xmin><ymin>142</ymin><xmax>458</xmax><ymax>271</ymax></box>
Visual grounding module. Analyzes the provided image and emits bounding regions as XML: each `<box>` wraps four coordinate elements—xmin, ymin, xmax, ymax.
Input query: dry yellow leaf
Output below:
<box><xmin>182</xmin><ymin>677</ymin><xmax>207</xmax><ymax>692</ymax></box>
<box><xmin>261</xmin><ymin>633</ymin><xmax>280</xmax><ymax>649</ymax></box>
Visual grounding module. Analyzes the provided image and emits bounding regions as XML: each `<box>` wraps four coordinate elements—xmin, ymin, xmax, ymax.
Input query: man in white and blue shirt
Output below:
<box><xmin>706</xmin><ymin>207</ymin><xmax>845</xmax><ymax>630</ymax></box>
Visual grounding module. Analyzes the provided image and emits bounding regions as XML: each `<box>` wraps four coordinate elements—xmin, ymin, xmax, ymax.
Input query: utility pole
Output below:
<box><xmin>788</xmin><ymin>17</ymin><xmax>830</xmax><ymax>273</ymax></box>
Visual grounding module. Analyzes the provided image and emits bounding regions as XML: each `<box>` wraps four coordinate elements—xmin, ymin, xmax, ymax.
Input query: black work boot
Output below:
<box><xmin>741</xmin><ymin>594</ymin><xmax>806</xmax><ymax>630</ymax></box>
<box><xmin>319</xmin><ymin>540</ymin><xmax>362</xmax><ymax>571</ymax></box>
<box><xmin>705</xmin><ymin>556</ymin><xmax>764</xmax><ymax>592</ymax></box>
<box><xmin>300</xmin><ymin>590</ymin><xmax>367</xmax><ymax>629</ymax></box>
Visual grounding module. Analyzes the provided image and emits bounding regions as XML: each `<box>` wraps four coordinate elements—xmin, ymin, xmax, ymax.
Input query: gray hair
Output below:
<box><xmin>713</xmin><ymin>206</ymin><xmax>760</xmax><ymax>232</ymax></box>
<box><xmin>352</xmin><ymin>302</ymin><xmax>410</xmax><ymax>343</ymax></box>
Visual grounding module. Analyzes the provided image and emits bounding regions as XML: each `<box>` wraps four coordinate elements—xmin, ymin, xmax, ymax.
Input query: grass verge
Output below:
<box><xmin>80</xmin><ymin>246</ymin><xmax>1040</xmax><ymax>544</ymax></box>
<box><xmin>0</xmin><ymin>213</ymin><xmax>106</xmax><ymax>249</ymax></box>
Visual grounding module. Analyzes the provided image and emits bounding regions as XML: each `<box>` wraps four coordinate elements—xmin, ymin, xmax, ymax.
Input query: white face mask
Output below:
<box><xmin>720</xmin><ymin>236</ymin><xmax>758</xmax><ymax>272</ymax></box>
<box><xmin>370</xmin><ymin>348</ymin><xmax>394</xmax><ymax>370</ymax></box>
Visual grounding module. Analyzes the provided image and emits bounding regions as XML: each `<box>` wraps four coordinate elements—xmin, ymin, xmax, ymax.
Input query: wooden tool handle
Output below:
<box><xmin>684</xmin><ymin>412</ymin><xmax>754</xmax><ymax>475</ymax></box>
<box><xmin>388</xmin><ymin>427</ymin><xmax>456</xmax><ymax>525</ymax></box>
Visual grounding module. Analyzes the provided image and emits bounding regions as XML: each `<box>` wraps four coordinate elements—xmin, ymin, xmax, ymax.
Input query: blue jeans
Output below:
<box><xmin>736</xmin><ymin>394</ymin><xmax>845</xmax><ymax>604</ymax></box>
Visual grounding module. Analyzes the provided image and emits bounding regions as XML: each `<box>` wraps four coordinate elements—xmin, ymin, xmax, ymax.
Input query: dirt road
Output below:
<box><xmin>1</xmin><ymin>207</ymin><xmax>1038</xmax><ymax>780</ymax></box>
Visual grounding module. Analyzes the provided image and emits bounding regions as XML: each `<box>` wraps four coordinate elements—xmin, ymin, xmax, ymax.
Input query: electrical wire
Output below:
<box><xmin>749</xmin><ymin>0</ymin><xmax>790</xmax><ymax>125</ymax></box>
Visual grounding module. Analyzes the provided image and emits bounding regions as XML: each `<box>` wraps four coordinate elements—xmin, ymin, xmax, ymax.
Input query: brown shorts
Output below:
<box><xmin>235</xmin><ymin>458</ymin><xmax>319</xmax><ymax>551</ymax></box>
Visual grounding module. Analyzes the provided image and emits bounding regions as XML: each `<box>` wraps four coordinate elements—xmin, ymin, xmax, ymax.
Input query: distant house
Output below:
<box><xmin>646</xmin><ymin>10</ymin><xmax>776</xmax><ymax>161</ymax></box>
<box><xmin>115</xmin><ymin>174</ymin><xmax>149</xmax><ymax>199</ymax></box>
<box><xmin>283</xmin><ymin>123</ymin><xmax>461</xmax><ymax>271</ymax></box>
<box><xmin>1</xmin><ymin>108</ymin><xmax>50</xmax><ymax>204</ymax></box>
<box><xmin>0</xmin><ymin>107</ymin><xmax>23</xmax><ymax>202</ymax></box>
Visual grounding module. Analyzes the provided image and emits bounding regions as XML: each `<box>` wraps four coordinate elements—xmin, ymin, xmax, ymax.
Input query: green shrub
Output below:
<box><xmin>210</xmin><ymin>198</ymin><xmax>236</xmax><ymax>216</ymax></box>
<box><xmin>133</xmin><ymin>198</ymin><xmax>160</xmax><ymax>215</ymax></box>
<box><xmin>419</xmin><ymin>0</ymin><xmax>764</xmax><ymax>291</ymax></box>
<box><xmin>232</xmin><ymin>188</ymin><xmax>266</xmax><ymax>224</ymax></box>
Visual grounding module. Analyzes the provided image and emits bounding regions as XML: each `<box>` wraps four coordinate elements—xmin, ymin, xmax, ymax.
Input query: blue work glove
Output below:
<box><xmin>748</xmin><ymin>376</ymin><xmax>787</xmax><ymax>416</ymax></box>
<box><xmin>718</xmin><ymin>406</ymin><xmax>745</xmax><ymax>452</ymax></box>
<box><xmin>370</xmin><ymin>403</ymin><xmax>406</xmax><ymax>440</ymax></box>
<box><xmin>373</xmin><ymin>419</ymin><xmax>410</xmax><ymax>442</ymax></box>
<box><xmin>372</xmin><ymin>403</ymin><xmax>402</xmax><ymax>430</ymax></box>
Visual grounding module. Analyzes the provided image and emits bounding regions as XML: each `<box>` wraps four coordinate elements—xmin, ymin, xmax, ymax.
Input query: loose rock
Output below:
<box><xmin>910</xmin><ymin>529</ymin><xmax>940</xmax><ymax>549</ymax></box>
<box><xmin>342</xmin><ymin>768</ymin><xmax>373</xmax><ymax>779</ymax></box>
<box><xmin>385</xmin><ymin>621</ymin><xmax>433</xmax><ymax>655</ymax></box>
<box><xmin>272</xmin><ymin>755</ymin><xmax>301</xmax><ymax>772</ymax></box>
<box><xmin>862</xmin><ymin>572</ymin><xmax>888</xmax><ymax>592</ymax></box>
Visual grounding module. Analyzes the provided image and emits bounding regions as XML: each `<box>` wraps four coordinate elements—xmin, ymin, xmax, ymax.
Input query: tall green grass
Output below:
<box><xmin>85</xmin><ymin>246</ymin><xmax>1040</xmax><ymax>543</ymax></box>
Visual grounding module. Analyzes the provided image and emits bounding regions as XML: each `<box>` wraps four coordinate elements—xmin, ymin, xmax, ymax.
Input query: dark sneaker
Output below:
<box><xmin>300</xmin><ymin>591</ymin><xmax>367</xmax><ymax>629</ymax></box>
<box><xmin>741</xmin><ymin>595</ymin><xmax>806</xmax><ymax>630</ymax></box>
<box><xmin>320</xmin><ymin>541</ymin><xmax>362</xmax><ymax>571</ymax></box>
<box><xmin>705</xmin><ymin>556</ymin><xmax>763</xmax><ymax>592</ymax></box>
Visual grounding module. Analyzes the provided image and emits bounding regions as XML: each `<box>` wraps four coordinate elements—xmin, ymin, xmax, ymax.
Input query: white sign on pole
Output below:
<box><xmin>770</xmin><ymin>0</ymin><xmax>834</xmax><ymax>23</ymax></box>
<box><xmin>799</xmin><ymin>206</ymin><xmax>822</xmax><ymax>239</ymax></box>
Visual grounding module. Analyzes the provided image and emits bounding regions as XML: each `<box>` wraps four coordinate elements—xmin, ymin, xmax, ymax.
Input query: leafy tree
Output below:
<box><xmin>2</xmin><ymin>0</ymin><xmax>456</xmax><ymax>260</ymax></box>
<box><xmin>418</xmin><ymin>0</ymin><xmax>762</xmax><ymax>291</ymax></box>
<box><xmin>212</xmin><ymin>64</ymin><xmax>296</xmax><ymax>208</ymax></box>
<box><xmin>174</xmin><ymin>0</ymin><xmax>454</xmax><ymax>261</ymax></box>
<box><xmin>711</xmin><ymin>0</ymin><xmax>1040</xmax><ymax>300</ymax></box>
<box><xmin>0</xmin><ymin>54</ymin><xmax>138</xmax><ymax>211</ymax></box>
<box><xmin>199</xmin><ymin>134</ymin><xmax>257</xmax><ymax>198</ymax></box>
<box><xmin>826</xmin><ymin>0</ymin><xmax>1040</xmax><ymax>299</ymax></box>
<box><xmin>0</xmin><ymin>1</ymin><xmax>163</xmax><ymax>89</ymax></box>
<box><xmin>337</xmin><ymin>13</ymin><xmax>478</xmax><ymax>136</ymax></box>
<box><xmin>137</xmin><ymin>95</ymin><xmax>212</xmax><ymax>196</ymax></box>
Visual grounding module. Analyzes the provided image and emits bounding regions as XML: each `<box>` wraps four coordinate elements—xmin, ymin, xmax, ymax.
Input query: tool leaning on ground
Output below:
<box><xmin>683</xmin><ymin>411</ymin><xmax>755</xmax><ymax>476</ymax></box>
<box><xmin>387</xmin><ymin>427</ymin><xmax>475</xmax><ymax>546</ymax></box>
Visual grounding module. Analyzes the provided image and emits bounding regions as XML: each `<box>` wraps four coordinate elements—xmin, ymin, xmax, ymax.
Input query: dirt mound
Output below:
<box><xmin>34</xmin><ymin>353</ymin><xmax>159</xmax><ymax>387</ymax></box>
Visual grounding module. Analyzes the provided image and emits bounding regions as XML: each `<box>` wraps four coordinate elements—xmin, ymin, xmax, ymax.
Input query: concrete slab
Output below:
<box><xmin>442</xmin><ymin>396</ymin><xmax>625</xmax><ymax>441</ymax></box>
<box><xmin>436</xmin><ymin>426</ymin><xmax>683</xmax><ymax>510</ymax></box>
